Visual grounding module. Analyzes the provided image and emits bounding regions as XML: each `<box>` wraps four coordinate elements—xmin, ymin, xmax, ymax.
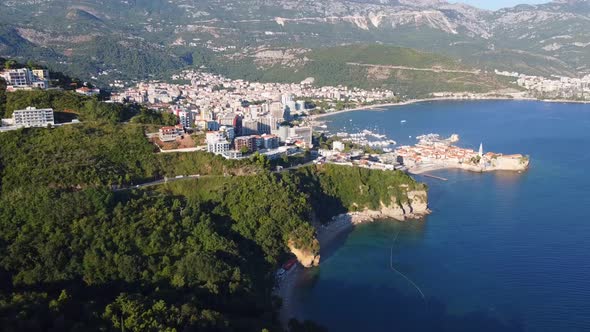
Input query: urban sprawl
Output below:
<box><xmin>1</xmin><ymin>67</ymin><xmax>532</xmax><ymax>172</ymax></box>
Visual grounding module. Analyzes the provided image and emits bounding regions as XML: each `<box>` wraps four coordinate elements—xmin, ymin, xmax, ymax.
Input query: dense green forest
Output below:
<box><xmin>284</xmin><ymin>165</ymin><xmax>426</xmax><ymax>222</ymax></box>
<box><xmin>0</xmin><ymin>119</ymin><xmax>423</xmax><ymax>330</ymax></box>
<box><xmin>0</xmin><ymin>124</ymin><xmax>297</xmax><ymax>331</ymax></box>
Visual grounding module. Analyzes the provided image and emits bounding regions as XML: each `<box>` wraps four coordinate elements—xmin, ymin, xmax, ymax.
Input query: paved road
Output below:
<box><xmin>114</xmin><ymin>174</ymin><xmax>208</xmax><ymax>192</ymax></box>
<box><xmin>114</xmin><ymin>161</ymin><xmax>316</xmax><ymax>192</ymax></box>
<box><xmin>346</xmin><ymin>62</ymin><xmax>481</xmax><ymax>75</ymax></box>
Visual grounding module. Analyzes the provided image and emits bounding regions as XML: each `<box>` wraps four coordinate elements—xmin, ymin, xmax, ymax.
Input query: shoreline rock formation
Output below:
<box><xmin>289</xmin><ymin>189</ymin><xmax>429</xmax><ymax>268</ymax></box>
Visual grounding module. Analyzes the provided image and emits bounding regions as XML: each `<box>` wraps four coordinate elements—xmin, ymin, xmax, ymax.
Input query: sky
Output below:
<box><xmin>457</xmin><ymin>0</ymin><xmax>549</xmax><ymax>10</ymax></box>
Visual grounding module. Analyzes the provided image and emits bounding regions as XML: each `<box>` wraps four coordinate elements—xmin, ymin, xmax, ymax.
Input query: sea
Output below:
<box><xmin>292</xmin><ymin>100</ymin><xmax>590</xmax><ymax>332</ymax></box>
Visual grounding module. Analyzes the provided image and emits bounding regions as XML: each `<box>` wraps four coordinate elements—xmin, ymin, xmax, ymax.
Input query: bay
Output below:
<box><xmin>293</xmin><ymin>100</ymin><xmax>590</xmax><ymax>331</ymax></box>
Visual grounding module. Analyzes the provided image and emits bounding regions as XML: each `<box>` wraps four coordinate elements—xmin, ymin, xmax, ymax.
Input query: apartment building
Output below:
<box><xmin>12</xmin><ymin>107</ymin><xmax>55</xmax><ymax>128</ymax></box>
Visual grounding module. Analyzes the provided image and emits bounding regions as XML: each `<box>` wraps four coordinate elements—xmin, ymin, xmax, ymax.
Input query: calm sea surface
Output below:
<box><xmin>293</xmin><ymin>101</ymin><xmax>590</xmax><ymax>331</ymax></box>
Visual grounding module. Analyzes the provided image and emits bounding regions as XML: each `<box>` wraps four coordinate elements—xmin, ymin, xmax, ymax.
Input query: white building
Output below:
<box><xmin>76</xmin><ymin>87</ymin><xmax>101</xmax><ymax>96</ymax></box>
<box><xmin>1</xmin><ymin>68</ymin><xmax>49</xmax><ymax>90</ymax></box>
<box><xmin>207</xmin><ymin>140</ymin><xmax>230</xmax><ymax>155</ymax></box>
<box><xmin>332</xmin><ymin>141</ymin><xmax>345</xmax><ymax>152</ymax></box>
<box><xmin>177</xmin><ymin>111</ymin><xmax>194</xmax><ymax>128</ymax></box>
<box><xmin>12</xmin><ymin>107</ymin><xmax>54</xmax><ymax>128</ymax></box>
<box><xmin>2</xmin><ymin>68</ymin><xmax>33</xmax><ymax>87</ymax></box>
<box><xmin>206</xmin><ymin>131</ymin><xmax>230</xmax><ymax>155</ymax></box>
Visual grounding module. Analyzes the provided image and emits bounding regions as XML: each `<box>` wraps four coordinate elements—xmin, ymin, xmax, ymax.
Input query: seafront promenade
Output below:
<box><xmin>310</xmin><ymin>95</ymin><xmax>590</xmax><ymax>121</ymax></box>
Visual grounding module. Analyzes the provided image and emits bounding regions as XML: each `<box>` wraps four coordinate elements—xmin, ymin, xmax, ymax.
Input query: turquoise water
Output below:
<box><xmin>294</xmin><ymin>101</ymin><xmax>590</xmax><ymax>331</ymax></box>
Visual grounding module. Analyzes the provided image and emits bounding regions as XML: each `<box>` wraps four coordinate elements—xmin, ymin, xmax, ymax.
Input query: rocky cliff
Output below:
<box><xmin>338</xmin><ymin>189</ymin><xmax>430</xmax><ymax>223</ymax></box>
<box><xmin>289</xmin><ymin>188</ymin><xmax>429</xmax><ymax>268</ymax></box>
<box><xmin>288</xmin><ymin>240</ymin><xmax>321</xmax><ymax>268</ymax></box>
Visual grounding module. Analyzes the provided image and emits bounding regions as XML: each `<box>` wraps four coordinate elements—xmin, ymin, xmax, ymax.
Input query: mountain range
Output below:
<box><xmin>1</xmin><ymin>0</ymin><xmax>589</xmax><ymax>86</ymax></box>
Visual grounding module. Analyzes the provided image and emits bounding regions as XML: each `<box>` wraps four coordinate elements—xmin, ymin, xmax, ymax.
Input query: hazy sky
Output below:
<box><xmin>457</xmin><ymin>0</ymin><xmax>548</xmax><ymax>10</ymax></box>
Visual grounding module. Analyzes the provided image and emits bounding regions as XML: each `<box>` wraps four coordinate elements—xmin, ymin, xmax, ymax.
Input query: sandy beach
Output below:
<box><xmin>309</xmin><ymin>96</ymin><xmax>590</xmax><ymax>121</ymax></box>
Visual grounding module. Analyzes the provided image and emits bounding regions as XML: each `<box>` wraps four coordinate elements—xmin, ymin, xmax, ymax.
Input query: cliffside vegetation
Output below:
<box><xmin>284</xmin><ymin>164</ymin><xmax>427</xmax><ymax>222</ymax></box>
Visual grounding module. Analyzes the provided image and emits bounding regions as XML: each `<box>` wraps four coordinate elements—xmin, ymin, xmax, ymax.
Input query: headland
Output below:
<box><xmin>397</xmin><ymin>134</ymin><xmax>530</xmax><ymax>174</ymax></box>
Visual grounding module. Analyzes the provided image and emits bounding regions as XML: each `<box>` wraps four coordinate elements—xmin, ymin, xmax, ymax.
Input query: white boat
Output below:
<box><xmin>401</xmin><ymin>120</ymin><xmax>407</xmax><ymax>123</ymax></box>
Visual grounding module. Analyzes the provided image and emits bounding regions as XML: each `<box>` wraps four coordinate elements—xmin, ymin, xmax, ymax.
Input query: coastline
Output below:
<box><xmin>310</xmin><ymin>96</ymin><xmax>590</xmax><ymax>120</ymax></box>
<box><xmin>278</xmin><ymin>216</ymin><xmax>356</xmax><ymax>326</ymax></box>
<box><xmin>278</xmin><ymin>208</ymin><xmax>429</xmax><ymax>326</ymax></box>
<box><xmin>407</xmin><ymin>163</ymin><xmax>529</xmax><ymax>175</ymax></box>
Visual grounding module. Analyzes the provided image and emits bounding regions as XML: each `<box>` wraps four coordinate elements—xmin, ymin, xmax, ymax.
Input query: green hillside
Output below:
<box><xmin>309</xmin><ymin>44</ymin><xmax>462</xmax><ymax>69</ymax></box>
<box><xmin>206</xmin><ymin>44</ymin><xmax>515</xmax><ymax>98</ymax></box>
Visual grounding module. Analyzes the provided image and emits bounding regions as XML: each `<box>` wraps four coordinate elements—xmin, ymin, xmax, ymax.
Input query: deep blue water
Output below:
<box><xmin>293</xmin><ymin>101</ymin><xmax>590</xmax><ymax>331</ymax></box>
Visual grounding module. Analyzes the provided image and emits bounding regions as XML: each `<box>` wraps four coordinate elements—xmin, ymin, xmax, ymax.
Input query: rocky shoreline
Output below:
<box><xmin>289</xmin><ymin>190</ymin><xmax>430</xmax><ymax>268</ymax></box>
<box><xmin>278</xmin><ymin>190</ymin><xmax>430</xmax><ymax>326</ymax></box>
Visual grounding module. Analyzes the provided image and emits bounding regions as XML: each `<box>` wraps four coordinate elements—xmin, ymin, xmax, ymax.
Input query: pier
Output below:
<box><xmin>422</xmin><ymin>173</ymin><xmax>448</xmax><ymax>181</ymax></box>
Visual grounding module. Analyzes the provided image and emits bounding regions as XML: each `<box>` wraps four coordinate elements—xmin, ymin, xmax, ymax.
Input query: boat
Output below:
<box><xmin>282</xmin><ymin>258</ymin><xmax>298</xmax><ymax>271</ymax></box>
<box><xmin>401</xmin><ymin>120</ymin><xmax>407</xmax><ymax>123</ymax></box>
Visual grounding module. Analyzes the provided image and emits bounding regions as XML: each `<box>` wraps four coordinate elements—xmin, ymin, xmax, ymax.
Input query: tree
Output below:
<box><xmin>4</xmin><ymin>60</ymin><xmax>17</xmax><ymax>70</ymax></box>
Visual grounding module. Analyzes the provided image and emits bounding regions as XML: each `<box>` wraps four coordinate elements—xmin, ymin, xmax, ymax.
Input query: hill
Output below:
<box><xmin>0</xmin><ymin>119</ymin><xmax>424</xmax><ymax>330</ymax></box>
<box><xmin>0</xmin><ymin>0</ymin><xmax>589</xmax><ymax>90</ymax></box>
<box><xmin>205</xmin><ymin>44</ymin><xmax>516</xmax><ymax>98</ymax></box>
<box><xmin>2</xmin><ymin>0</ymin><xmax>589</xmax><ymax>83</ymax></box>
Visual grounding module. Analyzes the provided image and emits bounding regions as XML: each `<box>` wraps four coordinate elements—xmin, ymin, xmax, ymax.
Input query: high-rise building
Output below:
<box><xmin>261</xmin><ymin>134</ymin><xmax>280</xmax><ymax>149</ymax></box>
<box><xmin>278</xmin><ymin>125</ymin><xmax>290</xmax><ymax>143</ymax></box>
<box><xmin>270</xmin><ymin>102</ymin><xmax>284</xmax><ymax>120</ymax></box>
<box><xmin>242</xmin><ymin>119</ymin><xmax>258</xmax><ymax>135</ymax></box>
<box><xmin>177</xmin><ymin>110</ymin><xmax>194</xmax><ymax>128</ymax></box>
<box><xmin>288</xmin><ymin>126</ymin><xmax>313</xmax><ymax>148</ymax></box>
<box><xmin>257</xmin><ymin>116</ymin><xmax>279</xmax><ymax>135</ymax></box>
<box><xmin>218</xmin><ymin>114</ymin><xmax>237</xmax><ymax>127</ymax></box>
<box><xmin>12</xmin><ymin>107</ymin><xmax>54</xmax><ymax>128</ymax></box>
<box><xmin>219</xmin><ymin>126</ymin><xmax>235</xmax><ymax>141</ymax></box>
<box><xmin>249</xmin><ymin>105</ymin><xmax>260</xmax><ymax>119</ymax></box>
